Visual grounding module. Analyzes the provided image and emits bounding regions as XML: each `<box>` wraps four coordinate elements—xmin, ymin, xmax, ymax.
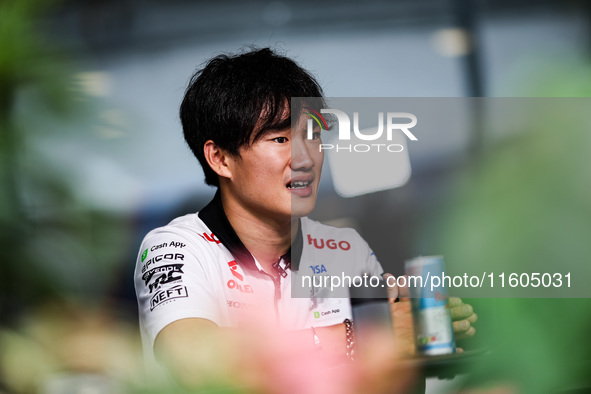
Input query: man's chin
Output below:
<box><xmin>290</xmin><ymin>198</ymin><xmax>316</xmax><ymax>218</ymax></box>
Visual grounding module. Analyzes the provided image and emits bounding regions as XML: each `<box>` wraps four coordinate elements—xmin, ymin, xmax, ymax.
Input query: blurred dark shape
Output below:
<box><xmin>77</xmin><ymin>0</ymin><xmax>135</xmax><ymax>50</ymax></box>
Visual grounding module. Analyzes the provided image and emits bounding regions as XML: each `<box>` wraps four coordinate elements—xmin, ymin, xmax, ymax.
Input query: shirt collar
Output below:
<box><xmin>198</xmin><ymin>191</ymin><xmax>303</xmax><ymax>272</ymax></box>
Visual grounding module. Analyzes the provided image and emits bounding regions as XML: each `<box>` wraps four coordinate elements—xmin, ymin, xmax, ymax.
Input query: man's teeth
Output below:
<box><xmin>288</xmin><ymin>181</ymin><xmax>310</xmax><ymax>189</ymax></box>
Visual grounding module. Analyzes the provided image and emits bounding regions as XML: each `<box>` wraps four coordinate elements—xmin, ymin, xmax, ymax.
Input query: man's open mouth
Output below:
<box><xmin>287</xmin><ymin>180</ymin><xmax>312</xmax><ymax>190</ymax></box>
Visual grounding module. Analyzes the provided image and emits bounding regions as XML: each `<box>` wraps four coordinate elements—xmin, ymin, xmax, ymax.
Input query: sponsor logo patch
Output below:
<box><xmin>150</xmin><ymin>285</ymin><xmax>188</xmax><ymax>311</ymax></box>
<box><xmin>314</xmin><ymin>309</ymin><xmax>341</xmax><ymax>318</ymax></box>
<box><xmin>309</xmin><ymin>264</ymin><xmax>327</xmax><ymax>274</ymax></box>
<box><xmin>227</xmin><ymin>279</ymin><xmax>253</xmax><ymax>293</ymax></box>
<box><xmin>141</xmin><ymin>253</ymin><xmax>184</xmax><ymax>273</ymax></box>
<box><xmin>226</xmin><ymin>261</ymin><xmax>253</xmax><ymax>293</ymax></box>
<box><xmin>226</xmin><ymin>300</ymin><xmax>255</xmax><ymax>309</ymax></box>
<box><xmin>307</xmin><ymin>235</ymin><xmax>351</xmax><ymax>251</ymax></box>
<box><xmin>142</xmin><ymin>264</ymin><xmax>184</xmax><ymax>293</ymax></box>
<box><xmin>228</xmin><ymin>261</ymin><xmax>243</xmax><ymax>281</ymax></box>
<box><xmin>202</xmin><ymin>232</ymin><xmax>221</xmax><ymax>244</ymax></box>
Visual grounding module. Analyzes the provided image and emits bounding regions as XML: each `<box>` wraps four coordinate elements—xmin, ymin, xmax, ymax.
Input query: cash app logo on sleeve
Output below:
<box><xmin>141</xmin><ymin>249</ymin><xmax>148</xmax><ymax>262</ymax></box>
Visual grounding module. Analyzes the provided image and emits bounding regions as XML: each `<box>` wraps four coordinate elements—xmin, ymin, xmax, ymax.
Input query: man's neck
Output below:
<box><xmin>220</xmin><ymin>190</ymin><xmax>298</xmax><ymax>274</ymax></box>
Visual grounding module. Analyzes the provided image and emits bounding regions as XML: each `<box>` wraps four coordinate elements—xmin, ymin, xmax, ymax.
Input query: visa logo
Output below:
<box><xmin>309</xmin><ymin>265</ymin><xmax>327</xmax><ymax>274</ymax></box>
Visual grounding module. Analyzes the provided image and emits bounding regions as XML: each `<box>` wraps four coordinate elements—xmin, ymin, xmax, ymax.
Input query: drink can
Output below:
<box><xmin>405</xmin><ymin>255</ymin><xmax>455</xmax><ymax>356</ymax></box>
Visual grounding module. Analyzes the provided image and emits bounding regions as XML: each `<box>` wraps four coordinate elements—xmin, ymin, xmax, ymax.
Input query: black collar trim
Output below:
<box><xmin>198</xmin><ymin>191</ymin><xmax>302</xmax><ymax>272</ymax></box>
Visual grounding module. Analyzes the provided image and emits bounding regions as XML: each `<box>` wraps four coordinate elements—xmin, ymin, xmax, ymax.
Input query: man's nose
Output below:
<box><xmin>291</xmin><ymin>138</ymin><xmax>314</xmax><ymax>171</ymax></box>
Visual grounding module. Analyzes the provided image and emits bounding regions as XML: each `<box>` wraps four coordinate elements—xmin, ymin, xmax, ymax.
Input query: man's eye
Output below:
<box><xmin>273</xmin><ymin>137</ymin><xmax>288</xmax><ymax>143</ymax></box>
<box><xmin>311</xmin><ymin>132</ymin><xmax>321</xmax><ymax>141</ymax></box>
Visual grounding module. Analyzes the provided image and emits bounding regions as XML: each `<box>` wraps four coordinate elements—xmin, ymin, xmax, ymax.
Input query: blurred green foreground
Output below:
<box><xmin>437</xmin><ymin>99</ymin><xmax>591</xmax><ymax>393</ymax></box>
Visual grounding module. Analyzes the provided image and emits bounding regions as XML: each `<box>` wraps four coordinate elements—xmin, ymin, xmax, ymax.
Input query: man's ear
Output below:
<box><xmin>203</xmin><ymin>140</ymin><xmax>233</xmax><ymax>180</ymax></box>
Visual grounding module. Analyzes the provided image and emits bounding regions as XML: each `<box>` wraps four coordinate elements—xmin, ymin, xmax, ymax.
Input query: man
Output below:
<box><xmin>134</xmin><ymin>48</ymin><xmax>476</xmax><ymax>390</ymax></box>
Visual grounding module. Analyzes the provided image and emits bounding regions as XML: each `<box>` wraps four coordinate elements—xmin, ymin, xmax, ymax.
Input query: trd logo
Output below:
<box><xmin>307</xmin><ymin>234</ymin><xmax>351</xmax><ymax>251</ymax></box>
<box><xmin>309</xmin><ymin>265</ymin><xmax>327</xmax><ymax>274</ymax></box>
<box><xmin>142</xmin><ymin>264</ymin><xmax>184</xmax><ymax>293</ymax></box>
<box><xmin>308</xmin><ymin>109</ymin><xmax>417</xmax><ymax>141</ymax></box>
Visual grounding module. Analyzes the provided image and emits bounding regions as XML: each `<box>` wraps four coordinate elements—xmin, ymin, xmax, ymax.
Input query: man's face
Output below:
<box><xmin>225</xmin><ymin>113</ymin><xmax>323</xmax><ymax>221</ymax></box>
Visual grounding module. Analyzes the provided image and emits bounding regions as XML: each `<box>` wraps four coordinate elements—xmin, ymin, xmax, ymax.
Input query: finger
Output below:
<box><xmin>390</xmin><ymin>301</ymin><xmax>415</xmax><ymax>357</ymax></box>
<box><xmin>466</xmin><ymin>313</ymin><xmax>478</xmax><ymax>324</ymax></box>
<box><xmin>383</xmin><ymin>273</ymin><xmax>399</xmax><ymax>303</ymax></box>
<box><xmin>397</xmin><ymin>275</ymin><xmax>410</xmax><ymax>298</ymax></box>
<box><xmin>455</xmin><ymin>347</ymin><xmax>464</xmax><ymax>354</ymax></box>
<box><xmin>453</xmin><ymin>319</ymin><xmax>471</xmax><ymax>333</ymax></box>
<box><xmin>455</xmin><ymin>326</ymin><xmax>476</xmax><ymax>340</ymax></box>
<box><xmin>448</xmin><ymin>297</ymin><xmax>463</xmax><ymax>308</ymax></box>
<box><xmin>450</xmin><ymin>304</ymin><xmax>473</xmax><ymax>321</ymax></box>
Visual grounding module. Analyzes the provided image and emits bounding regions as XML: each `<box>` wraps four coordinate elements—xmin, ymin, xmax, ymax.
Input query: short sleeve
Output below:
<box><xmin>349</xmin><ymin>229</ymin><xmax>385</xmax><ymax>278</ymax></box>
<box><xmin>364</xmin><ymin>244</ymin><xmax>384</xmax><ymax>278</ymax></box>
<box><xmin>134</xmin><ymin>227</ymin><xmax>221</xmax><ymax>351</ymax></box>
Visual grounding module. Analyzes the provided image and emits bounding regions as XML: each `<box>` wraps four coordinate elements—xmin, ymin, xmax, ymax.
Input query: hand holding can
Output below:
<box><xmin>405</xmin><ymin>256</ymin><xmax>456</xmax><ymax>356</ymax></box>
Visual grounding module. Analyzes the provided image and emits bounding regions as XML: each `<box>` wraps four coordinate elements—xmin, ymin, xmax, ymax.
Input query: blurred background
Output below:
<box><xmin>2</xmin><ymin>0</ymin><xmax>591</xmax><ymax>392</ymax></box>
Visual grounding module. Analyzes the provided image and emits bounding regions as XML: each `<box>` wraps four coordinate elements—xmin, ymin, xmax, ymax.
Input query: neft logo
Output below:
<box><xmin>150</xmin><ymin>285</ymin><xmax>188</xmax><ymax>311</ymax></box>
<box><xmin>142</xmin><ymin>264</ymin><xmax>185</xmax><ymax>293</ymax></box>
<box><xmin>307</xmin><ymin>109</ymin><xmax>417</xmax><ymax>153</ymax></box>
<box><xmin>307</xmin><ymin>234</ymin><xmax>351</xmax><ymax>251</ymax></box>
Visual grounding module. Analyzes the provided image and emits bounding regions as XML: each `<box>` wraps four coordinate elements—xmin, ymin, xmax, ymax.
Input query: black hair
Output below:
<box><xmin>180</xmin><ymin>47</ymin><xmax>326</xmax><ymax>187</ymax></box>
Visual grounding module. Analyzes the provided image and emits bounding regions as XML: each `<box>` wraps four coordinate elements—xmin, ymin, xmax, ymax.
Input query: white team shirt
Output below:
<box><xmin>134</xmin><ymin>193</ymin><xmax>383</xmax><ymax>358</ymax></box>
